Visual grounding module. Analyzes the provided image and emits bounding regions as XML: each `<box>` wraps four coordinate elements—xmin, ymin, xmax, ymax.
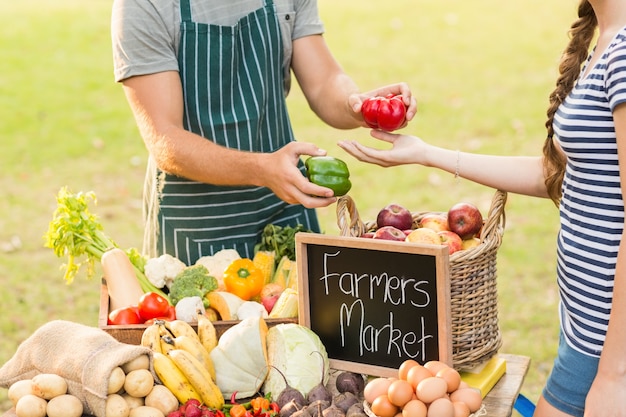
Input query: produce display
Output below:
<box><xmin>1</xmin><ymin>188</ymin><xmax>496</xmax><ymax>417</ymax></box>
<box><xmin>362</xmin><ymin>201</ymin><xmax>485</xmax><ymax>256</ymax></box>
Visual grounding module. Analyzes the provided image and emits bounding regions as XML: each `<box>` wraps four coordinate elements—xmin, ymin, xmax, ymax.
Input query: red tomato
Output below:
<box><xmin>144</xmin><ymin>305</ymin><xmax>177</xmax><ymax>324</ymax></box>
<box><xmin>138</xmin><ymin>292</ymin><xmax>171</xmax><ymax>321</ymax></box>
<box><xmin>361</xmin><ymin>94</ymin><xmax>407</xmax><ymax>131</ymax></box>
<box><xmin>108</xmin><ymin>306</ymin><xmax>143</xmax><ymax>325</ymax></box>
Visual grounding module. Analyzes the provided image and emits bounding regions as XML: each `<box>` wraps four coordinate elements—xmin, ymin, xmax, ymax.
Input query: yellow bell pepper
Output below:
<box><xmin>223</xmin><ymin>258</ymin><xmax>265</xmax><ymax>301</ymax></box>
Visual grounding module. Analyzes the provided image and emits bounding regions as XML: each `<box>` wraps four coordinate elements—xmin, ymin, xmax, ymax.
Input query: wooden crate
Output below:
<box><xmin>98</xmin><ymin>281</ymin><xmax>296</xmax><ymax>345</ymax></box>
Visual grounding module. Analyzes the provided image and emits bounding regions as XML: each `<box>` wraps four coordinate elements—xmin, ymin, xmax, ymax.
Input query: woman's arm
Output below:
<box><xmin>121</xmin><ymin>71</ymin><xmax>335</xmax><ymax>207</ymax></box>
<box><xmin>583</xmin><ymin>103</ymin><xmax>626</xmax><ymax>416</ymax></box>
<box><xmin>338</xmin><ymin>129</ymin><xmax>550</xmax><ymax>198</ymax></box>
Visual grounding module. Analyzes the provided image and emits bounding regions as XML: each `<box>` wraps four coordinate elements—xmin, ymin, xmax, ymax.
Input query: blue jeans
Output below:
<box><xmin>542</xmin><ymin>332</ymin><xmax>599</xmax><ymax>416</ymax></box>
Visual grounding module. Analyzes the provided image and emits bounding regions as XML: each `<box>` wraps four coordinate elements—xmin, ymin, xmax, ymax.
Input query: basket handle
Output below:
<box><xmin>480</xmin><ymin>189</ymin><xmax>507</xmax><ymax>240</ymax></box>
<box><xmin>336</xmin><ymin>195</ymin><xmax>366</xmax><ymax>237</ymax></box>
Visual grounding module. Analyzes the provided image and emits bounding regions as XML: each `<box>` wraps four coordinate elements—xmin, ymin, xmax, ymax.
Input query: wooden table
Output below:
<box><xmin>2</xmin><ymin>354</ymin><xmax>530</xmax><ymax>417</ymax></box>
<box><xmin>481</xmin><ymin>354</ymin><xmax>531</xmax><ymax>417</ymax></box>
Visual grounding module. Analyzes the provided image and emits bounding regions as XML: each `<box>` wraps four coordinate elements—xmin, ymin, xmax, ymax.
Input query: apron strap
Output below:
<box><xmin>181</xmin><ymin>0</ymin><xmax>274</xmax><ymax>22</ymax></box>
<box><xmin>180</xmin><ymin>0</ymin><xmax>192</xmax><ymax>23</ymax></box>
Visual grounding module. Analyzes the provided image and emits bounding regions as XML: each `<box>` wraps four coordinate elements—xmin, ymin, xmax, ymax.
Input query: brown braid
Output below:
<box><xmin>543</xmin><ymin>0</ymin><xmax>597</xmax><ymax>206</ymax></box>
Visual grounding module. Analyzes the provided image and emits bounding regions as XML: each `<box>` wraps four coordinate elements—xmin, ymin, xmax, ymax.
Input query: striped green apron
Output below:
<box><xmin>144</xmin><ymin>0</ymin><xmax>320</xmax><ymax>265</ymax></box>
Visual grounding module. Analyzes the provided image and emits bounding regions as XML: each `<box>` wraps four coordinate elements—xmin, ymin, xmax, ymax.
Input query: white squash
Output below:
<box><xmin>206</xmin><ymin>291</ymin><xmax>244</xmax><ymax>320</ymax></box>
<box><xmin>210</xmin><ymin>317</ymin><xmax>269</xmax><ymax>399</ymax></box>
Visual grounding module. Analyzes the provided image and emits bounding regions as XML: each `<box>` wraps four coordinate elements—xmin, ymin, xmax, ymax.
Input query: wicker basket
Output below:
<box><xmin>336</xmin><ymin>190</ymin><xmax>507</xmax><ymax>370</ymax></box>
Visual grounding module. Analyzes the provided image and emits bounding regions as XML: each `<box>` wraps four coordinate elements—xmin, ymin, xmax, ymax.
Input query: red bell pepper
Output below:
<box><xmin>361</xmin><ymin>94</ymin><xmax>407</xmax><ymax>131</ymax></box>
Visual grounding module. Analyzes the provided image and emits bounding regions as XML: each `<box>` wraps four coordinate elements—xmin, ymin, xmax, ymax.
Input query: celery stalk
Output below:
<box><xmin>43</xmin><ymin>187</ymin><xmax>170</xmax><ymax>302</ymax></box>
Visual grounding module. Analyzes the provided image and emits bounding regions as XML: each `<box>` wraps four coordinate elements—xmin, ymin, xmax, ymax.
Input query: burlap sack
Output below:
<box><xmin>0</xmin><ymin>320</ymin><xmax>153</xmax><ymax>417</ymax></box>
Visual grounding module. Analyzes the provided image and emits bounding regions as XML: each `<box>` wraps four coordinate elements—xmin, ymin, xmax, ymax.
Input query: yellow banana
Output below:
<box><xmin>168</xmin><ymin>349</ymin><xmax>224</xmax><ymax>409</ymax></box>
<box><xmin>160</xmin><ymin>334</ymin><xmax>176</xmax><ymax>354</ymax></box>
<box><xmin>197</xmin><ymin>311</ymin><xmax>218</xmax><ymax>353</ymax></box>
<box><xmin>173</xmin><ymin>335</ymin><xmax>216</xmax><ymax>381</ymax></box>
<box><xmin>140</xmin><ymin>323</ymin><xmax>163</xmax><ymax>354</ymax></box>
<box><xmin>157</xmin><ymin>320</ymin><xmax>173</xmax><ymax>338</ymax></box>
<box><xmin>152</xmin><ymin>351</ymin><xmax>203</xmax><ymax>404</ymax></box>
<box><xmin>164</xmin><ymin>319</ymin><xmax>199</xmax><ymax>340</ymax></box>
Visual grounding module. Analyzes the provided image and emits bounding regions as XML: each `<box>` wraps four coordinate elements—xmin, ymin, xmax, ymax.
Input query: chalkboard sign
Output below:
<box><xmin>296</xmin><ymin>233</ymin><xmax>451</xmax><ymax>377</ymax></box>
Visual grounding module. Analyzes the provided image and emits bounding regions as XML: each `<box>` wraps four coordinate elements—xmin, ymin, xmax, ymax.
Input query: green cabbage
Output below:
<box><xmin>263</xmin><ymin>323</ymin><xmax>329</xmax><ymax>398</ymax></box>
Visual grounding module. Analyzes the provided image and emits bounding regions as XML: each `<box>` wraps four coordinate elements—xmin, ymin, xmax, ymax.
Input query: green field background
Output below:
<box><xmin>0</xmin><ymin>0</ymin><xmax>577</xmax><ymax>413</ymax></box>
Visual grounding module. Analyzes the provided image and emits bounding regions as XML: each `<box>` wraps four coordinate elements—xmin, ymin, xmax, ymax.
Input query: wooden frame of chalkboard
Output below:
<box><xmin>296</xmin><ymin>232</ymin><xmax>452</xmax><ymax>377</ymax></box>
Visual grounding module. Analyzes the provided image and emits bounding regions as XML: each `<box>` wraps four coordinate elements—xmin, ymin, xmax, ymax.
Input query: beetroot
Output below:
<box><xmin>306</xmin><ymin>352</ymin><xmax>331</xmax><ymax>404</ymax></box>
<box><xmin>271</xmin><ymin>366</ymin><xmax>307</xmax><ymax>409</ymax></box>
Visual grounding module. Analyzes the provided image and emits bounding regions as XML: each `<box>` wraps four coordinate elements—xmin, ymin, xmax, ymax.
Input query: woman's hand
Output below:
<box><xmin>262</xmin><ymin>141</ymin><xmax>338</xmax><ymax>208</ymax></box>
<box><xmin>338</xmin><ymin>130</ymin><xmax>424</xmax><ymax>167</ymax></box>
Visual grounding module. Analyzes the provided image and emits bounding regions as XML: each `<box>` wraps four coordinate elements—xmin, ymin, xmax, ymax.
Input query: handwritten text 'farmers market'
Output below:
<box><xmin>319</xmin><ymin>251</ymin><xmax>433</xmax><ymax>360</ymax></box>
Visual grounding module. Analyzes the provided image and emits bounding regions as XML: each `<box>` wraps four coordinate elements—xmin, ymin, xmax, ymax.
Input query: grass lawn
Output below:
<box><xmin>1</xmin><ymin>0</ymin><xmax>576</xmax><ymax>413</ymax></box>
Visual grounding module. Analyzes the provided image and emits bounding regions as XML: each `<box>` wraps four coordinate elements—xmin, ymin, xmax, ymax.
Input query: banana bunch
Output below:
<box><xmin>141</xmin><ymin>315</ymin><xmax>224</xmax><ymax>409</ymax></box>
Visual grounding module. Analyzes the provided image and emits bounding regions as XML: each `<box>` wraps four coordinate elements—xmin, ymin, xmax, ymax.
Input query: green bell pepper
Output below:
<box><xmin>305</xmin><ymin>156</ymin><xmax>352</xmax><ymax>196</ymax></box>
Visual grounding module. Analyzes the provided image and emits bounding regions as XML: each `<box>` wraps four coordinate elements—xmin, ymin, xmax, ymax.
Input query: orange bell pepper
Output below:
<box><xmin>223</xmin><ymin>258</ymin><xmax>265</xmax><ymax>300</ymax></box>
<box><xmin>229</xmin><ymin>404</ymin><xmax>247</xmax><ymax>417</ymax></box>
<box><xmin>250</xmin><ymin>396</ymin><xmax>270</xmax><ymax>416</ymax></box>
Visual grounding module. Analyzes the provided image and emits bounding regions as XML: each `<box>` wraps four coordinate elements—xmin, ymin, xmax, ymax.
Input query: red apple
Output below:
<box><xmin>438</xmin><ymin>230</ymin><xmax>463</xmax><ymax>255</ymax></box>
<box><xmin>405</xmin><ymin>228</ymin><xmax>441</xmax><ymax>245</ymax></box>
<box><xmin>360</xmin><ymin>232</ymin><xmax>375</xmax><ymax>238</ymax></box>
<box><xmin>447</xmin><ymin>202</ymin><xmax>483</xmax><ymax>239</ymax></box>
<box><xmin>419</xmin><ymin>214</ymin><xmax>449</xmax><ymax>232</ymax></box>
<box><xmin>373</xmin><ymin>226</ymin><xmax>407</xmax><ymax>241</ymax></box>
<box><xmin>376</xmin><ymin>203</ymin><xmax>413</xmax><ymax>231</ymax></box>
<box><xmin>260</xmin><ymin>283</ymin><xmax>284</xmax><ymax>313</ymax></box>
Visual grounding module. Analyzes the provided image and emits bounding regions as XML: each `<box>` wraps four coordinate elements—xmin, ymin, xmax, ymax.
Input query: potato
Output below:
<box><xmin>8</xmin><ymin>379</ymin><xmax>36</xmax><ymax>406</ymax></box>
<box><xmin>109</xmin><ymin>367</ymin><xmax>127</xmax><ymax>394</ymax></box>
<box><xmin>123</xmin><ymin>393</ymin><xmax>145</xmax><ymax>410</ymax></box>
<box><xmin>144</xmin><ymin>385</ymin><xmax>178</xmax><ymax>415</ymax></box>
<box><xmin>47</xmin><ymin>394</ymin><xmax>84</xmax><ymax>417</ymax></box>
<box><xmin>31</xmin><ymin>373</ymin><xmax>67</xmax><ymax>400</ymax></box>
<box><xmin>106</xmin><ymin>393</ymin><xmax>131</xmax><ymax>417</ymax></box>
<box><xmin>129</xmin><ymin>405</ymin><xmax>165</xmax><ymax>417</ymax></box>
<box><xmin>124</xmin><ymin>369</ymin><xmax>155</xmax><ymax>398</ymax></box>
<box><xmin>122</xmin><ymin>355</ymin><xmax>151</xmax><ymax>374</ymax></box>
<box><xmin>15</xmin><ymin>394</ymin><xmax>47</xmax><ymax>417</ymax></box>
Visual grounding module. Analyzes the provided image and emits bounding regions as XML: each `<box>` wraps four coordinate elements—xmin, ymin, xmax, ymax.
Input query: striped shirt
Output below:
<box><xmin>552</xmin><ymin>27</ymin><xmax>626</xmax><ymax>357</ymax></box>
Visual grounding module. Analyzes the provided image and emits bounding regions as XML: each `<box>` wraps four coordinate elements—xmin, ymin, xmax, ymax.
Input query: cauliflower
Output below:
<box><xmin>195</xmin><ymin>248</ymin><xmax>241</xmax><ymax>288</ymax></box>
<box><xmin>144</xmin><ymin>254</ymin><xmax>187</xmax><ymax>289</ymax></box>
<box><xmin>175</xmin><ymin>296</ymin><xmax>206</xmax><ymax>322</ymax></box>
<box><xmin>169</xmin><ymin>264</ymin><xmax>218</xmax><ymax>307</ymax></box>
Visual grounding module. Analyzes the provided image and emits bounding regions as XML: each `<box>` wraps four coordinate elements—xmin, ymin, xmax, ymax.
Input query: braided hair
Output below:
<box><xmin>543</xmin><ymin>0</ymin><xmax>597</xmax><ymax>205</ymax></box>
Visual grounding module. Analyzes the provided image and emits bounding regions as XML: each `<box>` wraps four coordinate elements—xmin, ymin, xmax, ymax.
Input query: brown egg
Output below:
<box><xmin>365</xmin><ymin>378</ymin><xmax>393</xmax><ymax>404</ymax></box>
<box><xmin>406</xmin><ymin>364</ymin><xmax>433</xmax><ymax>390</ymax></box>
<box><xmin>416</xmin><ymin>377</ymin><xmax>447</xmax><ymax>404</ymax></box>
<box><xmin>401</xmin><ymin>399</ymin><xmax>427</xmax><ymax>417</ymax></box>
<box><xmin>436</xmin><ymin>367</ymin><xmax>461</xmax><ymax>393</ymax></box>
<box><xmin>451</xmin><ymin>401</ymin><xmax>470</xmax><ymax>417</ymax></box>
<box><xmin>426</xmin><ymin>398</ymin><xmax>454</xmax><ymax>417</ymax></box>
<box><xmin>371</xmin><ymin>394</ymin><xmax>399</xmax><ymax>417</ymax></box>
<box><xmin>450</xmin><ymin>388</ymin><xmax>482</xmax><ymax>413</ymax></box>
<box><xmin>423</xmin><ymin>360</ymin><xmax>449</xmax><ymax>376</ymax></box>
<box><xmin>387</xmin><ymin>379</ymin><xmax>414</xmax><ymax>408</ymax></box>
<box><xmin>398</xmin><ymin>359</ymin><xmax>420</xmax><ymax>381</ymax></box>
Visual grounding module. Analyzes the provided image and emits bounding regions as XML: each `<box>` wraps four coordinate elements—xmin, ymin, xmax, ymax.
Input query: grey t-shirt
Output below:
<box><xmin>111</xmin><ymin>0</ymin><xmax>325</xmax><ymax>93</ymax></box>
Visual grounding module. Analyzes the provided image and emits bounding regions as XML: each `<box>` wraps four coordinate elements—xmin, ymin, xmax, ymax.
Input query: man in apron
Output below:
<box><xmin>112</xmin><ymin>0</ymin><xmax>416</xmax><ymax>265</ymax></box>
